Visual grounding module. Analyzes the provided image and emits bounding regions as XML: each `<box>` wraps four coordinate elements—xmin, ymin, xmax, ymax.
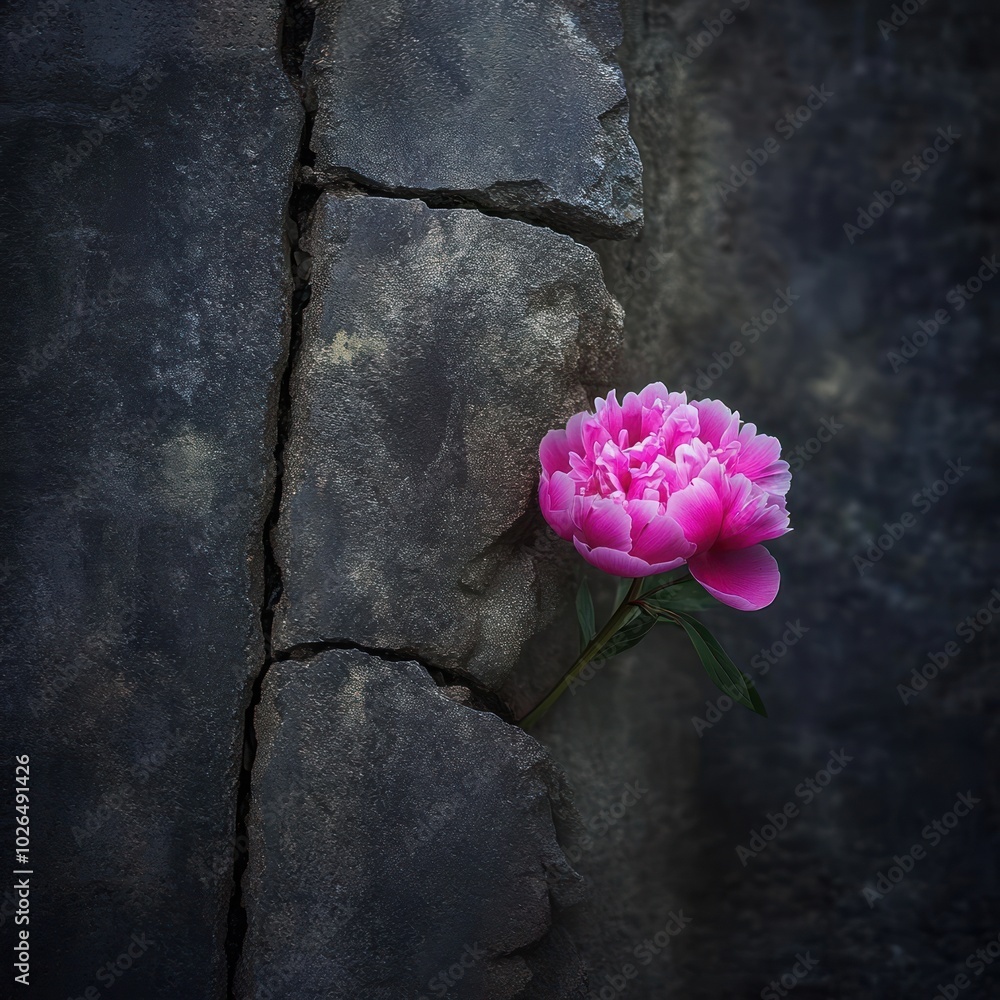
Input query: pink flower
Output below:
<box><xmin>538</xmin><ymin>384</ymin><xmax>791</xmax><ymax>611</ymax></box>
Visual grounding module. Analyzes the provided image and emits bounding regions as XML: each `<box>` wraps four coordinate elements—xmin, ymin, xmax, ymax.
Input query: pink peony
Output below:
<box><xmin>538</xmin><ymin>383</ymin><xmax>791</xmax><ymax>611</ymax></box>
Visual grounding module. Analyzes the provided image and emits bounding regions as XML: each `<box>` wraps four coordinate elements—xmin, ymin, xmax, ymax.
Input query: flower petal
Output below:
<box><xmin>539</xmin><ymin>428</ymin><xmax>571</xmax><ymax>476</ymax></box>
<box><xmin>595</xmin><ymin>389</ymin><xmax>624</xmax><ymax>440</ymax></box>
<box><xmin>735</xmin><ymin>429</ymin><xmax>777</xmax><ymax>471</ymax></box>
<box><xmin>573</xmin><ymin>495</ymin><xmax>632</xmax><ymax>552</ymax></box>
<box><xmin>692</xmin><ymin>398</ymin><xmax>739</xmax><ymax>447</ymax></box>
<box><xmin>621</xmin><ymin>391</ymin><xmax>646</xmax><ymax>444</ymax></box>
<box><xmin>638</xmin><ymin>382</ymin><xmax>681</xmax><ymax>409</ymax></box>
<box><xmin>689</xmin><ymin>545</ymin><xmax>780</xmax><ymax>611</ymax></box>
<box><xmin>565</xmin><ymin>410</ymin><xmax>588</xmax><ymax>456</ymax></box>
<box><xmin>753</xmin><ymin>461</ymin><xmax>792</xmax><ymax>502</ymax></box>
<box><xmin>573</xmin><ymin>538</ymin><xmax>687</xmax><ymax>578</ymax></box>
<box><xmin>666</xmin><ymin>476</ymin><xmax>724</xmax><ymax>551</ymax></box>
<box><xmin>626</xmin><ymin>500</ymin><xmax>697</xmax><ymax>564</ymax></box>
<box><xmin>719</xmin><ymin>499</ymin><xmax>790</xmax><ymax>550</ymax></box>
<box><xmin>539</xmin><ymin>471</ymin><xmax>576</xmax><ymax>540</ymax></box>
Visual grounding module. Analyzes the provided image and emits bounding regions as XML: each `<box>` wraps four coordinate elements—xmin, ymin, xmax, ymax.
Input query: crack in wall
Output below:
<box><xmin>302</xmin><ymin>167</ymin><xmax>606</xmax><ymax>247</ymax></box>
<box><xmin>223</xmin><ymin>1</ymin><xmax>628</xmax><ymax>992</ymax></box>
<box><xmin>224</xmin><ymin>1</ymin><xmax>318</xmax><ymax>995</ymax></box>
<box><xmin>273</xmin><ymin>639</ymin><xmax>516</xmax><ymax>721</ymax></box>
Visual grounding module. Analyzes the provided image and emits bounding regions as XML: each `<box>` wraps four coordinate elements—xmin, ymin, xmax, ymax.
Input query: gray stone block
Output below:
<box><xmin>272</xmin><ymin>193</ymin><xmax>622</xmax><ymax>689</ymax></box>
<box><xmin>304</xmin><ymin>0</ymin><xmax>643</xmax><ymax>239</ymax></box>
<box><xmin>236</xmin><ymin>648</ymin><xmax>587</xmax><ymax>999</ymax></box>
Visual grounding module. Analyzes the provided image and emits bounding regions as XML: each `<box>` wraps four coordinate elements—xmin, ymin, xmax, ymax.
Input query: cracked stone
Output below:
<box><xmin>303</xmin><ymin>0</ymin><xmax>643</xmax><ymax>239</ymax></box>
<box><xmin>236</xmin><ymin>648</ymin><xmax>587</xmax><ymax>999</ymax></box>
<box><xmin>272</xmin><ymin>193</ymin><xmax>622</xmax><ymax>689</ymax></box>
<box><xmin>0</xmin><ymin>2</ymin><xmax>301</xmax><ymax>995</ymax></box>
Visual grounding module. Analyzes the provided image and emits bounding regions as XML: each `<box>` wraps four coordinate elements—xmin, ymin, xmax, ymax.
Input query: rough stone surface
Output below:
<box><xmin>0</xmin><ymin>2</ymin><xmax>300</xmax><ymax>995</ymax></box>
<box><xmin>272</xmin><ymin>193</ymin><xmax>621</xmax><ymax>689</ymax></box>
<box><xmin>236</xmin><ymin>648</ymin><xmax>588</xmax><ymax>999</ymax></box>
<box><xmin>303</xmin><ymin>0</ymin><xmax>643</xmax><ymax>240</ymax></box>
<box><xmin>535</xmin><ymin>1</ymin><xmax>1000</xmax><ymax>996</ymax></box>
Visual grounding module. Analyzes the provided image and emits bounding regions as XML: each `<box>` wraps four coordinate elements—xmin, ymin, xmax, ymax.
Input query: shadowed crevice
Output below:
<box><xmin>224</xmin><ymin>1</ymin><xmax>318</xmax><ymax>995</ymax></box>
<box><xmin>301</xmin><ymin>166</ymin><xmax>613</xmax><ymax>246</ymax></box>
<box><xmin>273</xmin><ymin>639</ymin><xmax>516</xmax><ymax>722</ymax></box>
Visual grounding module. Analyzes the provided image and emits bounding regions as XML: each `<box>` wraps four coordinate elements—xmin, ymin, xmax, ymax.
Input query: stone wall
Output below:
<box><xmin>1</xmin><ymin>0</ymin><xmax>645</xmax><ymax>996</ymax></box>
<box><xmin>1</xmin><ymin>2</ymin><xmax>300</xmax><ymax>995</ymax></box>
<box><xmin>2</xmin><ymin>0</ymin><xmax>997</xmax><ymax>997</ymax></box>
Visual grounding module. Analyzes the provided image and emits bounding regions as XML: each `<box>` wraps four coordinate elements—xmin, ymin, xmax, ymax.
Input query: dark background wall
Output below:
<box><xmin>545</xmin><ymin>1</ymin><xmax>1000</xmax><ymax>996</ymax></box>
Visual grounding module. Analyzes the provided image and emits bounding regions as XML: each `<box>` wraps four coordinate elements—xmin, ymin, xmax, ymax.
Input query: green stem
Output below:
<box><xmin>519</xmin><ymin>577</ymin><xmax>644</xmax><ymax>729</ymax></box>
<box><xmin>639</xmin><ymin>572</ymin><xmax>693</xmax><ymax>600</ymax></box>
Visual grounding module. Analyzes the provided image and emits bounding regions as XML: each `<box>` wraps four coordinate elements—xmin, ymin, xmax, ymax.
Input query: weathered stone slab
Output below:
<box><xmin>272</xmin><ymin>193</ymin><xmax>621</xmax><ymax>688</ymax></box>
<box><xmin>236</xmin><ymin>648</ymin><xmax>587</xmax><ymax>999</ymax></box>
<box><xmin>304</xmin><ymin>0</ymin><xmax>643</xmax><ymax>239</ymax></box>
<box><xmin>0</xmin><ymin>2</ymin><xmax>300</xmax><ymax>994</ymax></box>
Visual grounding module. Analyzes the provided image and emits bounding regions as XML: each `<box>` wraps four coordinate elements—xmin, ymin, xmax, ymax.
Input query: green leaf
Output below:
<box><xmin>596</xmin><ymin>607</ymin><xmax>657</xmax><ymax>661</ymax></box>
<box><xmin>575</xmin><ymin>579</ymin><xmax>596</xmax><ymax>652</ymax></box>
<box><xmin>673</xmin><ymin>612</ymin><xmax>767</xmax><ymax>717</ymax></box>
<box><xmin>613</xmin><ymin>576</ymin><xmax>632</xmax><ymax>607</ymax></box>
<box><xmin>641</xmin><ymin>577</ymin><xmax>718</xmax><ymax>612</ymax></box>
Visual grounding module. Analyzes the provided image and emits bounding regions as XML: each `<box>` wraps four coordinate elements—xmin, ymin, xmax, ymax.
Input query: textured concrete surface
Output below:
<box><xmin>272</xmin><ymin>193</ymin><xmax>622</xmax><ymax>690</ymax></box>
<box><xmin>0</xmin><ymin>1</ymin><xmax>301</xmax><ymax>995</ymax></box>
<box><xmin>237</xmin><ymin>648</ymin><xmax>588</xmax><ymax>999</ymax></box>
<box><xmin>303</xmin><ymin>0</ymin><xmax>643</xmax><ymax>239</ymax></box>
